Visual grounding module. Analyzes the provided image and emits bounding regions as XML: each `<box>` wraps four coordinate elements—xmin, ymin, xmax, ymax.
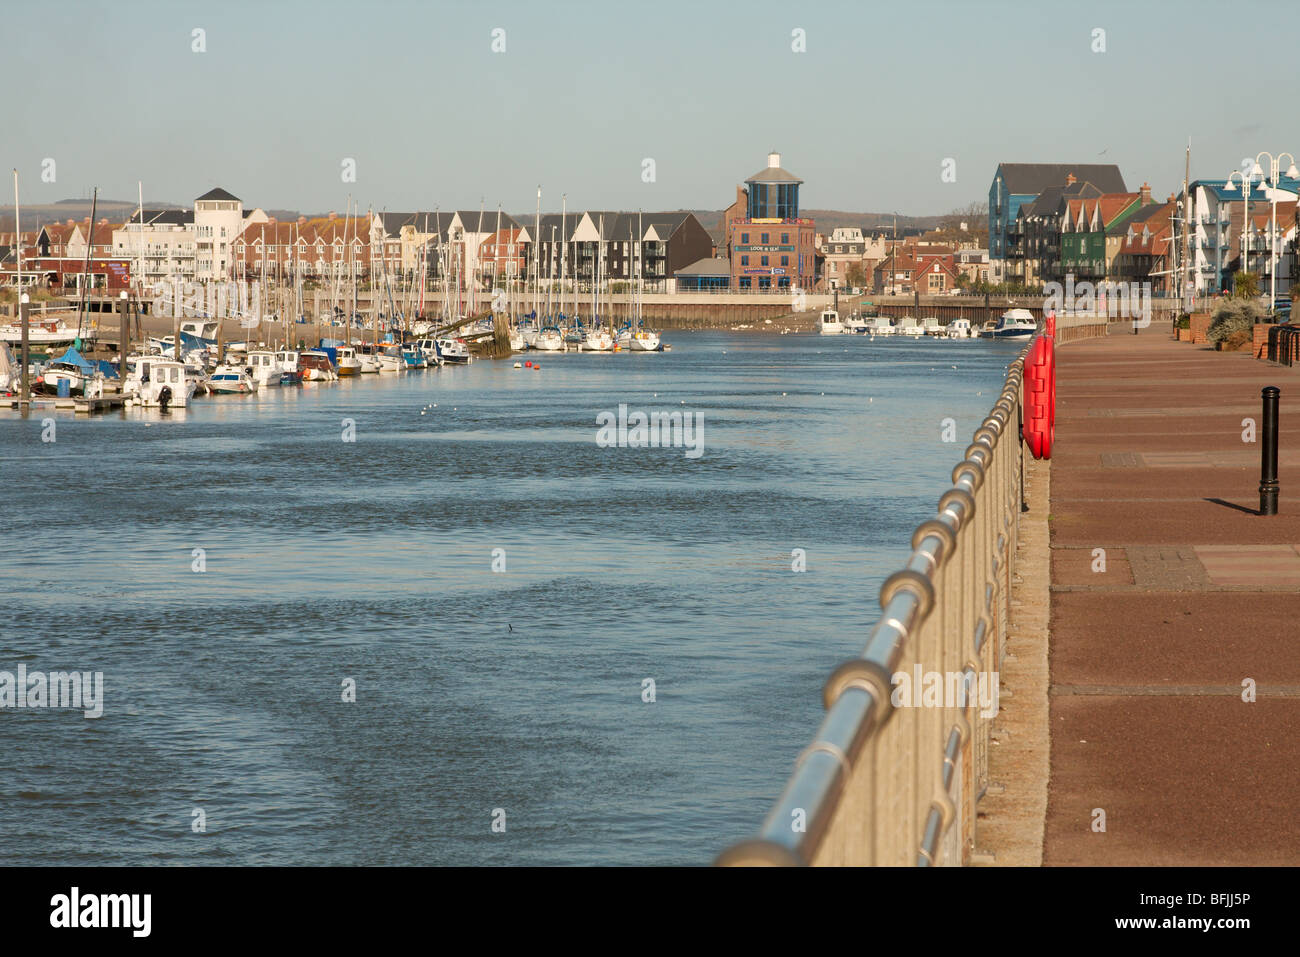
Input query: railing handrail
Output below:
<box><xmin>717</xmin><ymin>346</ymin><xmax>1032</xmax><ymax>866</ymax></box>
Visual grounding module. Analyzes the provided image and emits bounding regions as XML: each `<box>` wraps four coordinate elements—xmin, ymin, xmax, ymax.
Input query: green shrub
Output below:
<box><xmin>1207</xmin><ymin>299</ymin><xmax>1264</xmax><ymax>343</ymax></box>
<box><xmin>1175</xmin><ymin>313</ymin><xmax>1191</xmax><ymax>329</ymax></box>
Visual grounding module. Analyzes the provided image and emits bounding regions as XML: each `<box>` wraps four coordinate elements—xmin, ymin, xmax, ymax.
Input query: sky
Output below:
<box><xmin>4</xmin><ymin>0</ymin><xmax>1297</xmax><ymax>217</ymax></box>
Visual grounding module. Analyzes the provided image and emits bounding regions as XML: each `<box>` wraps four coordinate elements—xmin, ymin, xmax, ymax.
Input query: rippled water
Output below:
<box><xmin>0</xmin><ymin>331</ymin><xmax>1020</xmax><ymax>865</ymax></box>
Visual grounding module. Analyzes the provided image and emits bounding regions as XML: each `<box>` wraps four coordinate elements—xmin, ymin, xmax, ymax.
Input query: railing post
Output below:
<box><xmin>1260</xmin><ymin>386</ymin><xmax>1280</xmax><ymax>516</ymax></box>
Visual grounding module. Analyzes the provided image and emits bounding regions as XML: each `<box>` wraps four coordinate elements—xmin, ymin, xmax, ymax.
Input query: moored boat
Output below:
<box><xmin>979</xmin><ymin>308</ymin><xmax>1038</xmax><ymax>340</ymax></box>
<box><xmin>207</xmin><ymin>364</ymin><xmax>258</xmax><ymax>394</ymax></box>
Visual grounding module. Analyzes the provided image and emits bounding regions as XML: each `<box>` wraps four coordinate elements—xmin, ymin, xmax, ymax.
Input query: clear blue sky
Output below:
<box><xmin>4</xmin><ymin>0</ymin><xmax>1294</xmax><ymax>216</ymax></box>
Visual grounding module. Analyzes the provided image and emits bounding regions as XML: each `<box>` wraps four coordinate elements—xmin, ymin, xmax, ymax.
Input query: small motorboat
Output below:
<box><xmin>246</xmin><ymin>350</ymin><xmax>282</xmax><ymax>387</ymax></box>
<box><xmin>436</xmin><ymin>337</ymin><xmax>471</xmax><ymax>363</ymax></box>
<box><xmin>334</xmin><ymin>346</ymin><xmax>362</xmax><ymax>377</ymax></box>
<box><xmin>299</xmin><ymin>350</ymin><xmax>338</xmax><ymax>381</ymax></box>
<box><xmin>980</xmin><ymin>308</ymin><xmax>1039</xmax><ymax>340</ymax></box>
<box><xmin>207</xmin><ymin>363</ymin><xmax>258</xmax><ymax>394</ymax></box>
<box><xmin>818</xmin><ymin>309</ymin><xmax>845</xmax><ymax>334</ymax></box>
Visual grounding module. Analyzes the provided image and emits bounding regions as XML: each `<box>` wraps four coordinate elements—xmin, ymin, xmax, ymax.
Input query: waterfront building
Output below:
<box><xmin>1057</xmin><ymin>190</ymin><xmax>1145</xmax><ymax>282</ymax></box>
<box><xmin>1111</xmin><ymin>200</ymin><xmax>1176</xmax><ymax>294</ymax></box>
<box><xmin>988</xmin><ymin>163</ymin><xmax>1126</xmax><ymax>284</ymax></box>
<box><xmin>1185</xmin><ymin>177</ymin><xmax>1300</xmax><ymax>294</ymax></box>
<box><xmin>195</xmin><ymin>188</ymin><xmax>257</xmax><ymax>282</ymax></box>
<box><xmin>818</xmin><ymin>227</ymin><xmax>887</xmax><ymax>291</ymax></box>
<box><xmin>727</xmin><ymin>152</ymin><xmax>816</xmax><ymax>290</ymax></box>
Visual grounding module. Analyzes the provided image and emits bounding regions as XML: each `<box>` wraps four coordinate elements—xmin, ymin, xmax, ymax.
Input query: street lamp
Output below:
<box><xmin>1222</xmin><ymin>168</ymin><xmax>1258</xmax><ymax>293</ymax></box>
<box><xmin>1252</xmin><ymin>151</ymin><xmax>1298</xmax><ymax>308</ymax></box>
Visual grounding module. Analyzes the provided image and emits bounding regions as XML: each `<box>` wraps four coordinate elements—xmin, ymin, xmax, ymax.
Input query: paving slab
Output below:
<box><xmin>1045</xmin><ymin>326</ymin><xmax>1300</xmax><ymax>865</ymax></box>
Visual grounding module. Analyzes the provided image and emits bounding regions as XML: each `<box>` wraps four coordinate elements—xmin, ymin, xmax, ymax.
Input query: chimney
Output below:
<box><xmin>1140</xmin><ymin>182</ymin><xmax>1153</xmax><ymax>206</ymax></box>
<box><xmin>328</xmin><ymin>211</ymin><xmax>337</xmax><ymax>220</ymax></box>
<box><xmin>66</xmin><ymin>218</ymin><xmax>75</xmax><ymax>226</ymax></box>
<box><xmin>768</xmin><ymin>151</ymin><xmax>781</xmax><ymax>169</ymax></box>
<box><xmin>1065</xmin><ymin>173</ymin><xmax>1077</xmax><ymax>185</ymax></box>
<box><xmin>1166</xmin><ymin>194</ymin><xmax>1175</xmax><ymax>204</ymax></box>
<box><xmin>298</xmin><ymin>215</ymin><xmax>307</xmax><ymax>225</ymax></box>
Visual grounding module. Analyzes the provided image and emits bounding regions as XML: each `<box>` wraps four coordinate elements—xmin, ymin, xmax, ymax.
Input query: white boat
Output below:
<box><xmin>0</xmin><ymin>320</ymin><xmax>83</xmax><ymax>346</ymax></box>
<box><xmin>920</xmin><ymin>317</ymin><xmax>943</xmax><ymax>336</ymax></box>
<box><xmin>374</xmin><ymin>346</ymin><xmax>406</xmax><ymax>373</ymax></box>
<box><xmin>179</xmin><ymin>320</ymin><xmax>219</xmax><ymax>341</ymax></box>
<box><xmin>895</xmin><ymin>316</ymin><xmax>923</xmax><ymax>337</ymax></box>
<box><xmin>299</xmin><ymin>350</ymin><xmax>338</xmax><ymax>381</ymax></box>
<box><xmin>415</xmin><ymin>339</ymin><xmax>446</xmax><ymax>367</ymax></box>
<box><xmin>509</xmin><ymin>327</ymin><xmax>526</xmax><ymax>352</ymax></box>
<box><xmin>583</xmin><ymin>328</ymin><xmax>614</xmax><ymax>352</ymax></box>
<box><xmin>246</xmin><ymin>350</ymin><xmax>282</xmax><ymax>386</ymax></box>
<box><xmin>980</xmin><ymin>308</ymin><xmax>1039</xmax><ymax>340</ymax></box>
<box><xmin>0</xmin><ymin>342</ymin><xmax>17</xmax><ymax>392</ymax></box>
<box><xmin>946</xmin><ymin>318</ymin><xmax>974</xmax><ymax>339</ymax></box>
<box><xmin>629</xmin><ymin>329</ymin><xmax>661</xmax><ymax>352</ymax></box>
<box><xmin>844</xmin><ymin>313</ymin><xmax>872</xmax><ymax>334</ymax></box>
<box><xmin>129</xmin><ymin>358</ymin><xmax>197</xmax><ymax>408</ymax></box>
<box><xmin>275</xmin><ymin>350</ymin><xmax>302</xmax><ymax>378</ymax></box>
<box><xmin>535</xmin><ymin>326</ymin><xmax>565</xmax><ymax>352</ymax></box>
<box><xmin>866</xmin><ymin>317</ymin><xmax>895</xmax><ymax>336</ymax></box>
<box><xmin>818</xmin><ymin>309</ymin><xmax>845</xmax><ymax>334</ymax></box>
<box><xmin>436</xmin><ymin>337</ymin><xmax>471</xmax><ymax>363</ymax></box>
<box><xmin>334</xmin><ymin>346</ymin><xmax>362</xmax><ymax>377</ymax></box>
<box><xmin>207</xmin><ymin>363</ymin><xmax>258</xmax><ymax>394</ymax></box>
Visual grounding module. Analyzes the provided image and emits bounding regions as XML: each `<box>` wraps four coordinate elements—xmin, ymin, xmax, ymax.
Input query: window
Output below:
<box><xmin>761</xmin><ymin>256</ymin><xmax>768</xmax><ymax>266</ymax></box>
<box><xmin>760</xmin><ymin>233</ymin><xmax>769</xmax><ymax>244</ymax></box>
<box><xmin>781</xmin><ymin>255</ymin><xmax>789</xmax><ymax>266</ymax></box>
<box><xmin>741</xmin><ymin>232</ymin><xmax>749</xmax><ymax>244</ymax></box>
<box><xmin>739</xmin><ymin>276</ymin><xmax>751</xmax><ymax>289</ymax></box>
<box><xmin>741</xmin><ymin>255</ymin><xmax>749</xmax><ymax>266</ymax></box>
<box><xmin>782</xmin><ymin>233</ymin><xmax>789</xmax><ymax>244</ymax></box>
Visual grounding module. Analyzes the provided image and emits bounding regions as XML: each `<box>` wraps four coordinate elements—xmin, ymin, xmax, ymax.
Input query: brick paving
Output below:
<box><xmin>1044</xmin><ymin>325</ymin><xmax>1300</xmax><ymax>865</ymax></box>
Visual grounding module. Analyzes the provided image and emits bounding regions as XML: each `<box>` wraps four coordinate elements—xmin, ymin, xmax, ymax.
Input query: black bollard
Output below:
<box><xmin>1259</xmin><ymin>386</ymin><xmax>1280</xmax><ymax>515</ymax></box>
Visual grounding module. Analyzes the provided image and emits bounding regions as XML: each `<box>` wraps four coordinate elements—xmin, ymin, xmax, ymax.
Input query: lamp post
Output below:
<box><xmin>1222</xmin><ymin>168</ymin><xmax>1257</xmax><ymax>293</ymax></box>
<box><xmin>1252</xmin><ymin>151</ymin><xmax>1298</xmax><ymax>308</ymax></box>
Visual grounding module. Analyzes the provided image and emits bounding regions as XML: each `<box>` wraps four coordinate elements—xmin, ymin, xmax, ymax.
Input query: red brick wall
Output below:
<box><xmin>1189</xmin><ymin>312</ymin><xmax>1212</xmax><ymax>344</ymax></box>
<box><xmin>1253</xmin><ymin>323</ymin><xmax>1270</xmax><ymax>359</ymax></box>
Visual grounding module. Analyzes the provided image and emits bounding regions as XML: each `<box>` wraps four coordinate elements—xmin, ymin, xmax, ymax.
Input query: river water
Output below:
<box><xmin>0</xmin><ymin>331</ymin><xmax>1021</xmax><ymax>865</ymax></box>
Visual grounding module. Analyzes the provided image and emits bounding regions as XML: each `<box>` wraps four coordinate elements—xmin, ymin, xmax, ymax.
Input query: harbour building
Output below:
<box><xmin>726</xmin><ymin>152</ymin><xmax>816</xmax><ymax>290</ymax></box>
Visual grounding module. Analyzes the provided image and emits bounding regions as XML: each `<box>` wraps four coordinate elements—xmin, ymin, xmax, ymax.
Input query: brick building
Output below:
<box><xmin>727</xmin><ymin>152</ymin><xmax>816</xmax><ymax>290</ymax></box>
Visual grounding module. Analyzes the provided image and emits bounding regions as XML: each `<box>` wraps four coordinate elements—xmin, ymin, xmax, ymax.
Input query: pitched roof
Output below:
<box><xmin>744</xmin><ymin>165</ymin><xmax>803</xmax><ymax>185</ymax></box>
<box><xmin>131</xmin><ymin>208</ymin><xmax>194</xmax><ymax>226</ymax></box>
<box><xmin>196</xmin><ymin>187</ymin><xmax>241</xmax><ymax>202</ymax></box>
<box><xmin>675</xmin><ymin>256</ymin><xmax>731</xmax><ymax>277</ymax></box>
<box><xmin>996</xmin><ymin>163</ymin><xmax>1127</xmax><ymax>195</ymax></box>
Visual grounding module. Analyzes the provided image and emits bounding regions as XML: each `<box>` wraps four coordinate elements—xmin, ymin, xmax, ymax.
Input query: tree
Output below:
<box><xmin>1232</xmin><ymin>271</ymin><xmax>1259</xmax><ymax>299</ymax></box>
<box><xmin>844</xmin><ymin>262</ymin><xmax>866</xmax><ymax>289</ymax></box>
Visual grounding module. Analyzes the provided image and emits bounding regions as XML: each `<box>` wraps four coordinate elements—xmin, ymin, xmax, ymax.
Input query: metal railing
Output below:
<box><xmin>1267</xmin><ymin>324</ymin><xmax>1300</xmax><ymax>366</ymax></box>
<box><xmin>717</xmin><ymin>348</ymin><xmax>1030</xmax><ymax>866</ymax></box>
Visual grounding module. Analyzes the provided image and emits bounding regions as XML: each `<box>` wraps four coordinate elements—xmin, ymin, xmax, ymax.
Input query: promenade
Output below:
<box><xmin>1045</xmin><ymin>323</ymin><xmax>1300</xmax><ymax>865</ymax></box>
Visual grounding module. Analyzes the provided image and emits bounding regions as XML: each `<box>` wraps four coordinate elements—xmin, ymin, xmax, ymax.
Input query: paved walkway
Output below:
<box><xmin>1045</xmin><ymin>324</ymin><xmax>1300</xmax><ymax>865</ymax></box>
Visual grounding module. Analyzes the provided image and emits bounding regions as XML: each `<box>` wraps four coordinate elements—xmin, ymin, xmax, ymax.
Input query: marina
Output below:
<box><xmin>0</xmin><ymin>331</ymin><xmax>1023</xmax><ymax>865</ymax></box>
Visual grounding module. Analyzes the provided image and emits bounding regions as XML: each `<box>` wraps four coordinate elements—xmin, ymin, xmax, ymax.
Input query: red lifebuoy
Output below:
<box><xmin>1023</xmin><ymin>333</ymin><xmax>1055</xmax><ymax>459</ymax></box>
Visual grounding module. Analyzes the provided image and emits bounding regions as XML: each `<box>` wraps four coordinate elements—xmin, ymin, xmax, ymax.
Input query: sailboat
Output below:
<box><xmin>628</xmin><ymin>212</ymin><xmax>661</xmax><ymax>351</ymax></box>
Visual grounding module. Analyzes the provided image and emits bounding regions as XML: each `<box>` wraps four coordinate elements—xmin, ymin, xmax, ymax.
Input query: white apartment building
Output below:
<box><xmin>111</xmin><ymin>188</ymin><xmax>266</xmax><ymax>289</ymax></box>
<box><xmin>1187</xmin><ymin>178</ymin><xmax>1298</xmax><ymax>295</ymax></box>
